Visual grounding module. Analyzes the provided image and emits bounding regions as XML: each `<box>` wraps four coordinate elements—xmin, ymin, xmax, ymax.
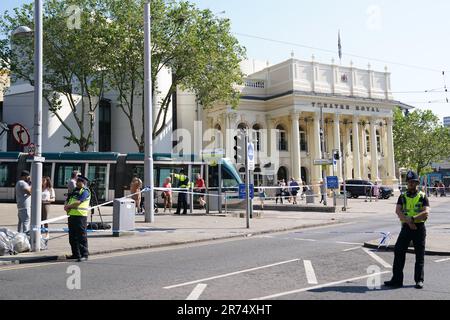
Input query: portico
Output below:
<box><xmin>205</xmin><ymin>57</ymin><xmax>408</xmax><ymax>189</ymax></box>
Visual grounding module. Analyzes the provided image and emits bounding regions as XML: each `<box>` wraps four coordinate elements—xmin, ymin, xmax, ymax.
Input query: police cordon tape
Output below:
<box><xmin>39</xmin><ymin>227</ymin><xmax>395</xmax><ymax>249</ymax></box>
<box><xmin>39</xmin><ymin>182</ymin><xmax>401</xmax><ymax>227</ymax></box>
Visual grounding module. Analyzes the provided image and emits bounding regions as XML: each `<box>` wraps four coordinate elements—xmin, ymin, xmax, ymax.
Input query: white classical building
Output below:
<box><xmin>2</xmin><ymin>55</ymin><xmax>411</xmax><ymax>190</ymax></box>
<box><xmin>203</xmin><ymin>56</ymin><xmax>411</xmax><ymax>188</ymax></box>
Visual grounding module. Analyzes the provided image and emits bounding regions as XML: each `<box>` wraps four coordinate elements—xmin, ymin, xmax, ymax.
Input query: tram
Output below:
<box><xmin>0</xmin><ymin>152</ymin><xmax>243</xmax><ymax>207</ymax></box>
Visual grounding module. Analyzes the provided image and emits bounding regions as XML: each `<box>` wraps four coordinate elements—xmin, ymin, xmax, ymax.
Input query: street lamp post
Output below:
<box><xmin>31</xmin><ymin>0</ymin><xmax>43</xmax><ymax>251</ymax></box>
<box><xmin>144</xmin><ymin>1</ymin><xmax>154</xmax><ymax>223</ymax></box>
<box><xmin>319</xmin><ymin>104</ymin><xmax>328</xmax><ymax>206</ymax></box>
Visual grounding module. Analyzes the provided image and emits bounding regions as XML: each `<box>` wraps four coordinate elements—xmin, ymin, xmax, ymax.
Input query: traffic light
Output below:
<box><xmin>234</xmin><ymin>131</ymin><xmax>245</xmax><ymax>164</ymax></box>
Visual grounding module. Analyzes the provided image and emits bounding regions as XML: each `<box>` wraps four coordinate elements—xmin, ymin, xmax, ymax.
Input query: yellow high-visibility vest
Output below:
<box><xmin>402</xmin><ymin>191</ymin><xmax>426</xmax><ymax>223</ymax></box>
<box><xmin>67</xmin><ymin>188</ymin><xmax>91</xmax><ymax>217</ymax></box>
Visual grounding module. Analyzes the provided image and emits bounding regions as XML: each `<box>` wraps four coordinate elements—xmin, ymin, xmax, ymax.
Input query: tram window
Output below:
<box><xmin>55</xmin><ymin>163</ymin><xmax>83</xmax><ymax>188</ymax></box>
<box><xmin>125</xmin><ymin>164</ymin><xmax>144</xmax><ymax>189</ymax></box>
<box><xmin>158</xmin><ymin>168</ymin><xmax>172</xmax><ymax>187</ymax></box>
<box><xmin>43</xmin><ymin>163</ymin><xmax>52</xmax><ymax>179</ymax></box>
<box><xmin>109</xmin><ymin>164</ymin><xmax>116</xmax><ymax>189</ymax></box>
<box><xmin>0</xmin><ymin>163</ymin><xmax>17</xmax><ymax>187</ymax></box>
<box><xmin>222</xmin><ymin>169</ymin><xmax>238</xmax><ymax>188</ymax></box>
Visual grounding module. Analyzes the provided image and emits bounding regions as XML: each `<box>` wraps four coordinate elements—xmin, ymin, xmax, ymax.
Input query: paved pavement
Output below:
<box><xmin>1</xmin><ymin>195</ymin><xmax>449</xmax><ymax>265</ymax></box>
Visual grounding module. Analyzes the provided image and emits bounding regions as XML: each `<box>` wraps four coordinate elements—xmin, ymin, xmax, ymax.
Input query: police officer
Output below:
<box><xmin>64</xmin><ymin>175</ymin><xmax>91</xmax><ymax>262</ymax></box>
<box><xmin>384</xmin><ymin>171</ymin><xmax>430</xmax><ymax>289</ymax></box>
<box><xmin>171</xmin><ymin>169</ymin><xmax>189</xmax><ymax>215</ymax></box>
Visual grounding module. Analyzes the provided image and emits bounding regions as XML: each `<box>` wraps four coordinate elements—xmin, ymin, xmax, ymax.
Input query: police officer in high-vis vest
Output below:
<box><xmin>64</xmin><ymin>175</ymin><xmax>91</xmax><ymax>262</ymax></box>
<box><xmin>171</xmin><ymin>169</ymin><xmax>189</xmax><ymax>215</ymax></box>
<box><xmin>384</xmin><ymin>171</ymin><xmax>430</xmax><ymax>289</ymax></box>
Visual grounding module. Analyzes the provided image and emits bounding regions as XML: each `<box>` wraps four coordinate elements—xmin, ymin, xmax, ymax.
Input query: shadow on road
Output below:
<box><xmin>309</xmin><ymin>285</ymin><xmax>416</xmax><ymax>294</ymax></box>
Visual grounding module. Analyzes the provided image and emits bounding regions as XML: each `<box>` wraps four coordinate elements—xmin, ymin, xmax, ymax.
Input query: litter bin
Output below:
<box><xmin>113</xmin><ymin>198</ymin><xmax>135</xmax><ymax>237</ymax></box>
<box><xmin>305</xmin><ymin>190</ymin><xmax>315</xmax><ymax>204</ymax></box>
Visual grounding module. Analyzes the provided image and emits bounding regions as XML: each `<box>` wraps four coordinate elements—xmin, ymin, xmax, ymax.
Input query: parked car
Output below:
<box><xmin>340</xmin><ymin>179</ymin><xmax>393</xmax><ymax>199</ymax></box>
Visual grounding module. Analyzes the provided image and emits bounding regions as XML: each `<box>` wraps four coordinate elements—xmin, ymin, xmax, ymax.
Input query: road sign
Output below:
<box><xmin>239</xmin><ymin>183</ymin><xmax>254</xmax><ymax>199</ymax></box>
<box><xmin>11</xmin><ymin>123</ymin><xmax>30</xmax><ymax>146</ymax></box>
<box><xmin>27</xmin><ymin>143</ymin><xmax>36</xmax><ymax>156</ymax></box>
<box><xmin>327</xmin><ymin>176</ymin><xmax>339</xmax><ymax>189</ymax></box>
<box><xmin>247</xmin><ymin>142</ymin><xmax>255</xmax><ymax>171</ymax></box>
<box><xmin>313</xmin><ymin>159</ymin><xmax>333</xmax><ymax>166</ymax></box>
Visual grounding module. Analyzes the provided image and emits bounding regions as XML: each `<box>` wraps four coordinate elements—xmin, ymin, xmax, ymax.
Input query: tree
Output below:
<box><xmin>0</xmin><ymin>0</ymin><xmax>112</xmax><ymax>151</ymax></box>
<box><xmin>104</xmin><ymin>0</ymin><xmax>245</xmax><ymax>151</ymax></box>
<box><xmin>393</xmin><ymin>107</ymin><xmax>450</xmax><ymax>176</ymax></box>
<box><xmin>1</xmin><ymin>0</ymin><xmax>245</xmax><ymax>152</ymax></box>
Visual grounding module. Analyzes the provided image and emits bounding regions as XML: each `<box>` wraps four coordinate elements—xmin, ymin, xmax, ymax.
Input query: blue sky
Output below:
<box><xmin>2</xmin><ymin>0</ymin><xmax>449</xmax><ymax>122</ymax></box>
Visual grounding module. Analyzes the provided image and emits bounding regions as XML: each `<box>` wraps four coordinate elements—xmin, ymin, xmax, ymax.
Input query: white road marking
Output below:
<box><xmin>303</xmin><ymin>260</ymin><xmax>318</xmax><ymax>284</ymax></box>
<box><xmin>336</xmin><ymin>241</ymin><xmax>363</xmax><ymax>245</ymax></box>
<box><xmin>186</xmin><ymin>284</ymin><xmax>207</xmax><ymax>300</ymax></box>
<box><xmin>435</xmin><ymin>258</ymin><xmax>450</xmax><ymax>263</ymax></box>
<box><xmin>362</xmin><ymin>248</ymin><xmax>392</xmax><ymax>268</ymax></box>
<box><xmin>164</xmin><ymin>258</ymin><xmax>301</xmax><ymax>289</ymax></box>
<box><xmin>342</xmin><ymin>246</ymin><xmax>361</xmax><ymax>252</ymax></box>
<box><xmin>294</xmin><ymin>238</ymin><xmax>317</xmax><ymax>242</ymax></box>
<box><xmin>251</xmin><ymin>271</ymin><xmax>391</xmax><ymax>300</ymax></box>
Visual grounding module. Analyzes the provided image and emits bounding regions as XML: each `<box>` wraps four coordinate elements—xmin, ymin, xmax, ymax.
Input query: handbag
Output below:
<box><xmin>161</xmin><ymin>192</ymin><xmax>166</xmax><ymax>199</ymax></box>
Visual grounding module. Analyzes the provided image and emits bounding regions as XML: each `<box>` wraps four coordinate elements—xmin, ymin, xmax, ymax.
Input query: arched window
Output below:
<box><xmin>349</xmin><ymin>129</ymin><xmax>353</xmax><ymax>152</ymax></box>
<box><xmin>214</xmin><ymin>124</ymin><xmax>222</xmax><ymax>149</ymax></box>
<box><xmin>365</xmin><ymin>130</ymin><xmax>370</xmax><ymax>153</ymax></box>
<box><xmin>252</xmin><ymin>124</ymin><xmax>261</xmax><ymax>151</ymax></box>
<box><xmin>238</xmin><ymin>123</ymin><xmax>248</xmax><ymax>130</ymax></box>
<box><xmin>376</xmin><ymin>130</ymin><xmax>381</xmax><ymax>153</ymax></box>
<box><xmin>276</xmin><ymin>124</ymin><xmax>288</xmax><ymax>151</ymax></box>
<box><xmin>299</xmin><ymin>126</ymin><xmax>307</xmax><ymax>152</ymax></box>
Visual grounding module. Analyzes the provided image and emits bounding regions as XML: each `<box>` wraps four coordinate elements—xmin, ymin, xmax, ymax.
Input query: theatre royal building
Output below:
<box><xmin>203</xmin><ymin>56</ymin><xmax>411</xmax><ymax>189</ymax></box>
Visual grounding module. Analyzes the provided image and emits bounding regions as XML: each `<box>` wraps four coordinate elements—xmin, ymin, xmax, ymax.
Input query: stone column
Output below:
<box><xmin>370</xmin><ymin>117</ymin><xmax>380</xmax><ymax>182</ymax></box>
<box><xmin>333</xmin><ymin>113</ymin><xmax>342</xmax><ymax>181</ymax></box>
<box><xmin>265</xmin><ymin>115</ymin><xmax>273</xmax><ymax>158</ymax></box>
<box><xmin>386</xmin><ymin>118</ymin><xmax>397</xmax><ymax>181</ymax></box>
<box><xmin>290</xmin><ymin>112</ymin><xmax>302</xmax><ymax>182</ymax></box>
<box><xmin>312</xmin><ymin>112</ymin><xmax>322</xmax><ymax>188</ymax></box>
<box><xmin>352</xmin><ymin>116</ymin><xmax>362</xmax><ymax>179</ymax></box>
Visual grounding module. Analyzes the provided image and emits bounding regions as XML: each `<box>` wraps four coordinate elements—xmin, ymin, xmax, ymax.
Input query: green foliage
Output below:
<box><xmin>0</xmin><ymin>0</ymin><xmax>113</xmax><ymax>151</ymax></box>
<box><xmin>393</xmin><ymin>107</ymin><xmax>450</xmax><ymax>176</ymax></box>
<box><xmin>103</xmin><ymin>0</ymin><xmax>245</xmax><ymax>148</ymax></box>
<box><xmin>1</xmin><ymin>0</ymin><xmax>245</xmax><ymax>152</ymax></box>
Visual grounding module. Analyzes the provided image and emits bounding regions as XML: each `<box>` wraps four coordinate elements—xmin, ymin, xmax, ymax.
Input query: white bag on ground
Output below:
<box><xmin>0</xmin><ymin>231</ymin><xmax>13</xmax><ymax>256</ymax></box>
<box><xmin>11</xmin><ymin>233</ymin><xmax>31</xmax><ymax>253</ymax></box>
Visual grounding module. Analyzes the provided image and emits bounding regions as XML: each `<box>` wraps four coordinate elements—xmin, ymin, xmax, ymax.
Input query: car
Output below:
<box><xmin>340</xmin><ymin>179</ymin><xmax>393</xmax><ymax>199</ymax></box>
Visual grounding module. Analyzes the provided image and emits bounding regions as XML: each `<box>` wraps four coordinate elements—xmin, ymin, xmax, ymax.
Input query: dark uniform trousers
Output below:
<box><xmin>392</xmin><ymin>223</ymin><xmax>426</xmax><ymax>284</ymax></box>
<box><xmin>68</xmin><ymin>215</ymin><xmax>89</xmax><ymax>258</ymax></box>
<box><xmin>176</xmin><ymin>191</ymin><xmax>188</xmax><ymax>215</ymax></box>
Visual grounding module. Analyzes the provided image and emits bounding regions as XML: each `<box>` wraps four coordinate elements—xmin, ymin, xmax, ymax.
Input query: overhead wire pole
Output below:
<box><xmin>320</xmin><ymin>104</ymin><xmax>328</xmax><ymax>206</ymax></box>
<box><xmin>30</xmin><ymin>0</ymin><xmax>43</xmax><ymax>252</ymax></box>
<box><xmin>144</xmin><ymin>1</ymin><xmax>154</xmax><ymax>223</ymax></box>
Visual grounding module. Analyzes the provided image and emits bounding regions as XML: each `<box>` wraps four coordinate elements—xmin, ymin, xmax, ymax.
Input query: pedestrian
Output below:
<box><xmin>171</xmin><ymin>169</ymin><xmax>189</xmax><ymax>215</ymax></box>
<box><xmin>439</xmin><ymin>182</ymin><xmax>446</xmax><ymax>197</ymax></box>
<box><xmin>289</xmin><ymin>178</ymin><xmax>299</xmax><ymax>205</ymax></box>
<box><xmin>41</xmin><ymin>176</ymin><xmax>55</xmax><ymax>238</ymax></box>
<box><xmin>301</xmin><ymin>182</ymin><xmax>309</xmax><ymax>200</ymax></box>
<box><xmin>162</xmin><ymin>177</ymin><xmax>172</xmax><ymax>213</ymax></box>
<box><xmin>64</xmin><ymin>175</ymin><xmax>91</xmax><ymax>262</ymax></box>
<box><xmin>258</xmin><ymin>183</ymin><xmax>266</xmax><ymax>210</ymax></box>
<box><xmin>433</xmin><ymin>181</ymin><xmax>439</xmax><ymax>197</ymax></box>
<box><xmin>130</xmin><ymin>177</ymin><xmax>143</xmax><ymax>214</ymax></box>
<box><xmin>275</xmin><ymin>180</ymin><xmax>284</xmax><ymax>204</ymax></box>
<box><xmin>373</xmin><ymin>182</ymin><xmax>380</xmax><ymax>202</ymax></box>
<box><xmin>194</xmin><ymin>173</ymin><xmax>206</xmax><ymax>209</ymax></box>
<box><xmin>384</xmin><ymin>170</ymin><xmax>430</xmax><ymax>289</ymax></box>
<box><xmin>16</xmin><ymin>170</ymin><xmax>31</xmax><ymax>234</ymax></box>
<box><xmin>67</xmin><ymin>170</ymin><xmax>79</xmax><ymax>195</ymax></box>
<box><xmin>319</xmin><ymin>181</ymin><xmax>326</xmax><ymax>205</ymax></box>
